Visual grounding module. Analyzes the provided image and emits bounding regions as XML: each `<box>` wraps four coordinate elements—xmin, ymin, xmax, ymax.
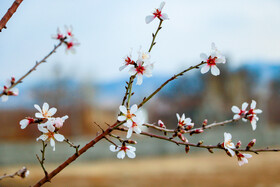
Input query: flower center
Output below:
<box><xmin>57</xmin><ymin>34</ymin><xmax>64</xmax><ymax>39</ymax></box>
<box><xmin>67</xmin><ymin>42</ymin><xmax>73</xmax><ymax>49</ymax></box>
<box><xmin>153</xmin><ymin>9</ymin><xmax>162</xmax><ymax>18</ymax></box>
<box><xmin>225</xmin><ymin>140</ymin><xmax>233</xmax><ymax>147</ymax></box>
<box><xmin>120</xmin><ymin>146</ymin><xmax>129</xmax><ymax>152</ymax></box>
<box><xmin>207</xmin><ymin>56</ymin><xmax>217</xmax><ymax>66</ymax></box>
<box><xmin>238</xmin><ymin>110</ymin><xmax>246</xmax><ymax>116</ymax></box>
<box><xmin>178</xmin><ymin>120</ymin><xmax>185</xmax><ymax>126</ymax></box>
<box><xmin>47</xmin><ymin>131</ymin><xmax>54</xmax><ymax>139</ymax></box>
<box><xmin>136</xmin><ymin>65</ymin><xmax>145</xmax><ymax>74</ymax></box>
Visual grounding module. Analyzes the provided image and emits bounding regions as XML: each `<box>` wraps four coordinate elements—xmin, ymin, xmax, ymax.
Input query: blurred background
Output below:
<box><xmin>0</xmin><ymin>0</ymin><xmax>280</xmax><ymax>186</ymax></box>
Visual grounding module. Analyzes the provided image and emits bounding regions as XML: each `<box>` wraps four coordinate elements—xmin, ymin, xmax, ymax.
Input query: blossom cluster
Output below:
<box><xmin>0</xmin><ymin>77</ymin><xmax>18</xmax><ymax>102</ymax></box>
<box><xmin>231</xmin><ymin>100</ymin><xmax>262</xmax><ymax>130</ymax></box>
<box><xmin>120</xmin><ymin>48</ymin><xmax>154</xmax><ymax>85</ymax></box>
<box><xmin>20</xmin><ymin>103</ymin><xmax>68</xmax><ymax>151</ymax></box>
<box><xmin>51</xmin><ymin>25</ymin><xmax>79</xmax><ymax>53</ymax></box>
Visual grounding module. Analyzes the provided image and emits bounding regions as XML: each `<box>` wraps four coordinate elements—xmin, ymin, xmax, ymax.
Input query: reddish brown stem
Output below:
<box><xmin>0</xmin><ymin>0</ymin><xmax>24</xmax><ymax>32</ymax></box>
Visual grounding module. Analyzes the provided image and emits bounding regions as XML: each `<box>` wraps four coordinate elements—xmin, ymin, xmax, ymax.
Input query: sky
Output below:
<box><xmin>0</xmin><ymin>0</ymin><xmax>280</xmax><ymax>84</ymax></box>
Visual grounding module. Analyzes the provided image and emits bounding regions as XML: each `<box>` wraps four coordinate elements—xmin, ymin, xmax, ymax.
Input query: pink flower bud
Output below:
<box><xmin>127</xmin><ymin>140</ymin><xmax>137</xmax><ymax>144</ymax></box>
<box><xmin>203</xmin><ymin>119</ymin><xmax>208</xmax><ymax>127</ymax></box>
<box><xmin>246</xmin><ymin>139</ymin><xmax>256</xmax><ymax>150</ymax></box>
<box><xmin>158</xmin><ymin>120</ymin><xmax>166</xmax><ymax>128</ymax></box>
<box><xmin>236</xmin><ymin>141</ymin><xmax>242</xmax><ymax>149</ymax></box>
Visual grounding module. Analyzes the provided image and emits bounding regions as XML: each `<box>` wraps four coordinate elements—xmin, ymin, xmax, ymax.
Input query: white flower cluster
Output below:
<box><xmin>120</xmin><ymin>48</ymin><xmax>154</xmax><ymax>85</ymax></box>
<box><xmin>231</xmin><ymin>100</ymin><xmax>262</xmax><ymax>130</ymax></box>
<box><xmin>51</xmin><ymin>25</ymin><xmax>79</xmax><ymax>54</ymax></box>
<box><xmin>20</xmin><ymin>102</ymin><xmax>68</xmax><ymax>151</ymax></box>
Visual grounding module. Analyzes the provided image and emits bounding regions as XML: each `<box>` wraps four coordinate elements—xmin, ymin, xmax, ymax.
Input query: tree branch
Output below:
<box><xmin>0</xmin><ymin>0</ymin><xmax>24</xmax><ymax>32</ymax></box>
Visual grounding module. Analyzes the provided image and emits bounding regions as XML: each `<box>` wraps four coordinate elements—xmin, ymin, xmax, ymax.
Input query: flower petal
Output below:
<box><xmin>110</xmin><ymin>145</ymin><xmax>120</xmax><ymax>152</ymax></box>
<box><xmin>130</xmin><ymin>104</ymin><xmax>138</xmax><ymax>114</ymax></box>
<box><xmin>54</xmin><ymin>133</ymin><xmax>65</xmax><ymax>142</ymax></box>
<box><xmin>20</xmin><ymin>119</ymin><xmax>29</xmax><ymax>129</ymax></box>
<box><xmin>126</xmin><ymin>150</ymin><xmax>136</xmax><ymax>159</ymax></box>
<box><xmin>231</xmin><ymin>106</ymin><xmax>240</xmax><ymax>113</ymax></box>
<box><xmin>119</xmin><ymin>105</ymin><xmax>127</xmax><ymax>115</ymax></box>
<box><xmin>136</xmin><ymin>74</ymin><xmax>143</xmax><ymax>85</ymax></box>
<box><xmin>50</xmin><ymin>138</ymin><xmax>56</xmax><ymax>151</ymax></box>
<box><xmin>233</xmin><ymin>114</ymin><xmax>240</xmax><ymax>120</ymax></box>
<box><xmin>200</xmin><ymin>53</ymin><xmax>208</xmax><ymax>61</ymax></box>
<box><xmin>251</xmin><ymin>100</ymin><xmax>256</xmax><ymax>109</ymax></box>
<box><xmin>201</xmin><ymin>64</ymin><xmax>210</xmax><ymax>74</ymax></box>
<box><xmin>118</xmin><ymin>116</ymin><xmax>126</xmax><ymax>122</ymax></box>
<box><xmin>242</xmin><ymin>102</ymin><xmax>248</xmax><ymax>110</ymax></box>
<box><xmin>211</xmin><ymin>65</ymin><xmax>220</xmax><ymax>76</ymax></box>
<box><xmin>145</xmin><ymin>15</ymin><xmax>155</xmax><ymax>24</ymax></box>
<box><xmin>127</xmin><ymin>128</ymin><xmax>133</xmax><ymax>138</ymax></box>
<box><xmin>48</xmin><ymin>107</ymin><xmax>57</xmax><ymax>116</ymax></box>
<box><xmin>117</xmin><ymin>150</ymin><xmax>126</xmax><ymax>159</ymax></box>
<box><xmin>42</xmin><ymin>103</ymin><xmax>49</xmax><ymax>113</ymax></box>
<box><xmin>36</xmin><ymin>134</ymin><xmax>48</xmax><ymax>141</ymax></box>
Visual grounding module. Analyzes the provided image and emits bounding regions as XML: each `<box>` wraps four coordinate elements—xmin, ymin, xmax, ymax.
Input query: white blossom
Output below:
<box><xmin>145</xmin><ymin>2</ymin><xmax>169</xmax><ymax>24</ymax></box>
<box><xmin>224</xmin><ymin>132</ymin><xmax>235</xmax><ymax>156</ymax></box>
<box><xmin>109</xmin><ymin>144</ymin><xmax>136</xmax><ymax>159</ymax></box>
<box><xmin>34</xmin><ymin>103</ymin><xmax>57</xmax><ymax>119</ymax></box>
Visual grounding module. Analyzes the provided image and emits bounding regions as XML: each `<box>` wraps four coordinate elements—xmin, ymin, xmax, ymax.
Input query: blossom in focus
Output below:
<box><xmin>231</xmin><ymin>102</ymin><xmax>248</xmax><ymax>120</ymax></box>
<box><xmin>118</xmin><ymin>104</ymin><xmax>138</xmax><ymax>127</ymax></box>
<box><xmin>246</xmin><ymin>100</ymin><xmax>262</xmax><ymax>131</ymax></box>
<box><xmin>109</xmin><ymin>144</ymin><xmax>136</xmax><ymax>159</ymax></box>
<box><xmin>36</xmin><ymin>125</ymin><xmax>65</xmax><ymax>151</ymax></box>
<box><xmin>51</xmin><ymin>27</ymin><xmax>64</xmax><ymax>40</ymax></box>
<box><xmin>224</xmin><ymin>132</ymin><xmax>235</xmax><ymax>156</ymax></box>
<box><xmin>126</xmin><ymin>114</ymin><xmax>144</xmax><ymax>138</ymax></box>
<box><xmin>129</xmin><ymin>60</ymin><xmax>154</xmax><ymax>85</ymax></box>
<box><xmin>34</xmin><ymin>102</ymin><xmax>57</xmax><ymax>119</ymax></box>
<box><xmin>145</xmin><ymin>2</ymin><xmax>169</xmax><ymax>24</ymax></box>
<box><xmin>237</xmin><ymin>152</ymin><xmax>252</xmax><ymax>166</ymax></box>
<box><xmin>200</xmin><ymin>43</ymin><xmax>226</xmax><ymax>76</ymax></box>
<box><xmin>119</xmin><ymin>49</ymin><xmax>135</xmax><ymax>71</ymax></box>
<box><xmin>176</xmin><ymin>113</ymin><xmax>194</xmax><ymax>129</ymax></box>
<box><xmin>19</xmin><ymin>118</ymin><xmax>35</xmax><ymax>129</ymax></box>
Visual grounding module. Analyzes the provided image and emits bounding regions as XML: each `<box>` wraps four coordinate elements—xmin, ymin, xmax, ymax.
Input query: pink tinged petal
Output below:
<box><xmin>38</xmin><ymin>125</ymin><xmax>48</xmax><ymax>133</ymax></box>
<box><xmin>251</xmin><ymin>120</ymin><xmax>257</xmax><ymax>131</ymax></box>
<box><xmin>126</xmin><ymin>150</ymin><xmax>136</xmax><ymax>159</ymax></box>
<box><xmin>251</xmin><ymin>100</ymin><xmax>256</xmax><ymax>109</ymax></box>
<box><xmin>42</xmin><ymin>103</ymin><xmax>49</xmax><ymax>113</ymax></box>
<box><xmin>118</xmin><ymin>116</ymin><xmax>126</xmax><ymax>122</ymax></box>
<box><xmin>119</xmin><ymin>105</ymin><xmax>127</xmax><ymax>115</ymax></box>
<box><xmin>211</xmin><ymin>65</ymin><xmax>220</xmax><ymax>76</ymax></box>
<box><xmin>1</xmin><ymin>95</ymin><xmax>8</xmax><ymax>102</ymax></box>
<box><xmin>159</xmin><ymin>1</ymin><xmax>165</xmax><ymax>11</ymax></box>
<box><xmin>127</xmin><ymin>128</ymin><xmax>133</xmax><ymax>138</ymax></box>
<box><xmin>110</xmin><ymin>145</ymin><xmax>120</xmax><ymax>152</ymax></box>
<box><xmin>227</xmin><ymin>148</ymin><xmax>235</xmax><ymax>157</ymax></box>
<box><xmin>48</xmin><ymin>108</ymin><xmax>57</xmax><ymax>116</ymax></box>
<box><xmin>117</xmin><ymin>150</ymin><xmax>126</xmax><ymax>159</ymax></box>
<box><xmin>201</xmin><ymin>65</ymin><xmax>210</xmax><ymax>74</ymax></box>
<box><xmin>54</xmin><ymin>134</ymin><xmax>65</xmax><ymax>142</ymax></box>
<box><xmin>254</xmin><ymin>109</ymin><xmax>262</xmax><ymax>114</ymax></box>
<box><xmin>20</xmin><ymin>119</ymin><xmax>29</xmax><ymax>129</ymax></box>
<box><xmin>242</xmin><ymin>102</ymin><xmax>249</xmax><ymax>110</ymax></box>
<box><xmin>200</xmin><ymin>53</ymin><xmax>208</xmax><ymax>61</ymax></box>
<box><xmin>36</xmin><ymin>134</ymin><xmax>48</xmax><ymax>141</ymax></box>
<box><xmin>130</xmin><ymin>104</ymin><xmax>138</xmax><ymax>114</ymax></box>
<box><xmin>50</xmin><ymin>138</ymin><xmax>56</xmax><ymax>151</ymax></box>
<box><xmin>136</xmin><ymin>74</ymin><xmax>143</xmax><ymax>85</ymax></box>
<box><xmin>34</xmin><ymin>104</ymin><xmax>42</xmax><ymax>113</ymax></box>
<box><xmin>145</xmin><ymin>15</ymin><xmax>155</xmax><ymax>24</ymax></box>
<box><xmin>238</xmin><ymin>160</ymin><xmax>245</xmax><ymax>166</ymax></box>
<box><xmin>231</xmin><ymin>106</ymin><xmax>240</xmax><ymax>113</ymax></box>
<box><xmin>233</xmin><ymin>114</ymin><xmax>240</xmax><ymax>120</ymax></box>
<box><xmin>160</xmin><ymin>13</ymin><xmax>169</xmax><ymax>20</ymax></box>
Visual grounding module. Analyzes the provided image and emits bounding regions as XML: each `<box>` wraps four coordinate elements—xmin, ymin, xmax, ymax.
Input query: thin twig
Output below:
<box><xmin>116</xmin><ymin>127</ymin><xmax>280</xmax><ymax>154</ymax></box>
<box><xmin>64</xmin><ymin>139</ymin><xmax>80</xmax><ymax>155</ymax></box>
<box><xmin>0</xmin><ymin>39</ymin><xmax>65</xmax><ymax>98</ymax></box>
<box><xmin>138</xmin><ymin>61</ymin><xmax>205</xmax><ymax>108</ymax></box>
<box><xmin>0</xmin><ymin>0</ymin><xmax>24</xmax><ymax>32</ymax></box>
<box><xmin>104</xmin><ymin>136</ymin><xmax>118</xmax><ymax>147</ymax></box>
<box><xmin>36</xmin><ymin>141</ymin><xmax>48</xmax><ymax>179</ymax></box>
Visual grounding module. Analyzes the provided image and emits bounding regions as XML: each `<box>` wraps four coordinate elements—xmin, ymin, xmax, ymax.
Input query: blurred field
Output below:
<box><xmin>1</xmin><ymin>152</ymin><xmax>280</xmax><ymax>187</ymax></box>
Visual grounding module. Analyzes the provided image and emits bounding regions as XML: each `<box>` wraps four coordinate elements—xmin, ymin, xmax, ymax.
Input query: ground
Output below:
<box><xmin>1</xmin><ymin>152</ymin><xmax>280</xmax><ymax>187</ymax></box>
